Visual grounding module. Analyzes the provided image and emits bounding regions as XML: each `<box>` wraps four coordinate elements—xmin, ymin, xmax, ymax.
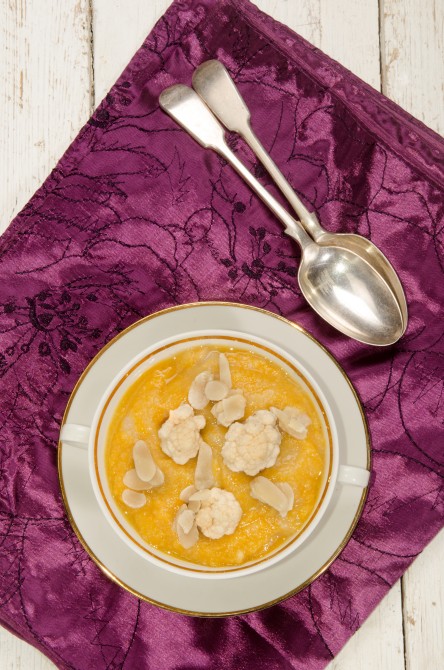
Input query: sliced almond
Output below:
<box><xmin>250</xmin><ymin>476</ymin><xmax>290</xmax><ymax>518</ymax></box>
<box><xmin>172</xmin><ymin>504</ymin><xmax>187</xmax><ymax>532</ymax></box>
<box><xmin>276</xmin><ymin>482</ymin><xmax>294</xmax><ymax>513</ymax></box>
<box><xmin>121</xmin><ymin>489</ymin><xmax>146</xmax><ymax>509</ymax></box>
<box><xmin>176</xmin><ymin>519</ymin><xmax>199</xmax><ymax>549</ymax></box>
<box><xmin>149</xmin><ymin>467</ymin><xmax>164</xmax><ymax>487</ymax></box>
<box><xmin>270</xmin><ymin>406</ymin><xmax>311</xmax><ymax>440</ymax></box>
<box><xmin>188</xmin><ymin>490</ymin><xmax>209</xmax><ymax>502</ymax></box>
<box><xmin>219</xmin><ymin>353</ymin><xmax>232</xmax><ymax>389</ymax></box>
<box><xmin>177</xmin><ymin>508</ymin><xmax>196</xmax><ymax>535</ymax></box>
<box><xmin>188</xmin><ymin>371</ymin><xmax>213</xmax><ymax>410</ymax></box>
<box><xmin>203</xmin><ymin>350</ymin><xmax>219</xmax><ymax>361</ymax></box>
<box><xmin>187</xmin><ymin>499</ymin><xmax>202</xmax><ymax>513</ymax></box>
<box><xmin>180</xmin><ymin>485</ymin><xmax>197</xmax><ymax>502</ymax></box>
<box><xmin>211</xmin><ymin>393</ymin><xmax>246</xmax><ymax>427</ymax></box>
<box><xmin>236</xmin><ymin>549</ymin><xmax>245</xmax><ymax>563</ymax></box>
<box><xmin>124</xmin><ymin>465</ymin><xmax>164</xmax><ymax>490</ymax></box>
<box><xmin>204</xmin><ymin>379</ymin><xmax>228</xmax><ymax>401</ymax></box>
<box><xmin>223</xmin><ymin>394</ymin><xmax>246</xmax><ymax>423</ymax></box>
<box><xmin>123</xmin><ymin>468</ymin><xmax>153</xmax><ymax>491</ymax></box>
<box><xmin>194</xmin><ymin>440</ymin><xmax>215</xmax><ymax>490</ymax></box>
<box><xmin>133</xmin><ymin>440</ymin><xmax>157</xmax><ymax>482</ymax></box>
<box><xmin>270</xmin><ymin>407</ymin><xmax>285</xmax><ymax>423</ymax></box>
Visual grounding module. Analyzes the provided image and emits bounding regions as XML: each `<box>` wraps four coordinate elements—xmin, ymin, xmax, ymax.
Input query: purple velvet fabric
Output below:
<box><xmin>0</xmin><ymin>0</ymin><xmax>443</xmax><ymax>667</ymax></box>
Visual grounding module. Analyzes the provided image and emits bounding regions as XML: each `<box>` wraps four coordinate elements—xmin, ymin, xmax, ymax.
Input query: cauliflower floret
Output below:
<box><xmin>188</xmin><ymin>371</ymin><xmax>213</xmax><ymax>410</ymax></box>
<box><xmin>191</xmin><ymin>487</ymin><xmax>242</xmax><ymax>539</ymax></box>
<box><xmin>221</xmin><ymin>410</ymin><xmax>281</xmax><ymax>476</ymax></box>
<box><xmin>158</xmin><ymin>403</ymin><xmax>205</xmax><ymax>464</ymax></box>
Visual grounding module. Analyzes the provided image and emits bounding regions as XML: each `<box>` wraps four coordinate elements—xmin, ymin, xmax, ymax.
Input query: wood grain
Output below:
<box><xmin>403</xmin><ymin>529</ymin><xmax>444</xmax><ymax>668</ymax></box>
<box><xmin>381</xmin><ymin>0</ymin><xmax>444</xmax><ymax>134</ymax></box>
<box><xmin>0</xmin><ymin>628</ymin><xmax>55</xmax><ymax>670</ymax></box>
<box><xmin>0</xmin><ymin>0</ymin><xmax>92</xmax><ymax>233</ymax></box>
<box><xmin>92</xmin><ymin>0</ymin><xmax>167</xmax><ymax>104</ymax></box>
<box><xmin>330</xmin><ymin>581</ymin><xmax>405</xmax><ymax>670</ymax></box>
<box><xmin>320</xmin><ymin>0</ymin><xmax>381</xmax><ymax>89</ymax></box>
<box><xmin>0</xmin><ymin>1</ymin><xmax>442</xmax><ymax>668</ymax></box>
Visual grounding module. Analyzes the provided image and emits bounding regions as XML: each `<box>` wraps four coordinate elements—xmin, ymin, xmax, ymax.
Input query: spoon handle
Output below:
<box><xmin>159</xmin><ymin>84</ymin><xmax>313</xmax><ymax>251</ymax></box>
<box><xmin>192</xmin><ymin>60</ymin><xmax>323</xmax><ymax>241</ymax></box>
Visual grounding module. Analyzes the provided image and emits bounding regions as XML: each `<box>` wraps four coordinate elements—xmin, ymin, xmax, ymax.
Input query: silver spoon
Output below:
<box><xmin>159</xmin><ymin>84</ymin><xmax>405</xmax><ymax>346</ymax></box>
<box><xmin>192</xmin><ymin>59</ymin><xmax>408</xmax><ymax>331</ymax></box>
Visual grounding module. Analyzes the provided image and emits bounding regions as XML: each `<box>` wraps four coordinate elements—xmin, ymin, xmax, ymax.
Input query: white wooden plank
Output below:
<box><xmin>381</xmin><ymin>0</ymin><xmax>444</xmax><ymax>134</ymax></box>
<box><xmin>92</xmin><ymin>0</ymin><xmax>169</xmax><ymax>104</ymax></box>
<box><xmin>319</xmin><ymin>1</ymin><xmax>381</xmax><ymax>89</ymax></box>
<box><xmin>243</xmin><ymin>1</ymin><xmax>381</xmax><ymax>89</ymax></box>
<box><xmin>329</xmin><ymin>581</ymin><xmax>405</xmax><ymax>670</ymax></box>
<box><xmin>0</xmin><ymin>0</ymin><xmax>92</xmax><ymax>234</ymax></box>
<box><xmin>0</xmin><ymin>628</ymin><xmax>55</xmax><ymax>670</ymax></box>
<box><xmin>255</xmin><ymin>0</ymin><xmax>322</xmax><ymax>45</ymax></box>
<box><xmin>402</xmin><ymin>529</ymin><xmax>444</xmax><ymax>670</ymax></box>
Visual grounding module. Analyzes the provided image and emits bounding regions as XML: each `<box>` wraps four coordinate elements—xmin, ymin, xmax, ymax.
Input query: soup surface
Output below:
<box><xmin>105</xmin><ymin>343</ymin><xmax>328</xmax><ymax>568</ymax></box>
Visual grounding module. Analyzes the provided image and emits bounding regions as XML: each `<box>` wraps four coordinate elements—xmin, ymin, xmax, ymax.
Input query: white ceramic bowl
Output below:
<box><xmin>60</xmin><ymin>330</ymin><xmax>369</xmax><ymax>579</ymax></box>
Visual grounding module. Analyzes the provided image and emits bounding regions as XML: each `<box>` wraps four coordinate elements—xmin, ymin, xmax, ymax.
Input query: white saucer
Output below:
<box><xmin>58</xmin><ymin>303</ymin><xmax>370</xmax><ymax>616</ymax></box>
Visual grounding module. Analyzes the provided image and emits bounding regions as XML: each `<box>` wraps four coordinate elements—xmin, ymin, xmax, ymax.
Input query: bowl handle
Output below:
<box><xmin>60</xmin><ymin>423</ymin><xmax>90</xmax><ymax>449</ymax></box>
<box><xmin>337</xmin><ymin>465</ymin><xmax>370</xmax><ymax>488</ymax></box>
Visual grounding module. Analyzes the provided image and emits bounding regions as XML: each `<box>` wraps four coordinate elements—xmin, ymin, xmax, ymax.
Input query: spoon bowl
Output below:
<box><xmin>298</xmin><ymin>243</ymin><xmax>404</xmax><ymax>345</ymax></box>
<box><xmin>314</xmin><ymin>231</ymin><xmax>407</xmax><ymax>330</ymax></box>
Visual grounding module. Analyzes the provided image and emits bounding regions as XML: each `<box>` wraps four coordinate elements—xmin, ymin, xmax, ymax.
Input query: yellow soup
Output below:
<box><xmin>105</xmin><ymin>344</ymin><xmax>329</xmax><ymax>568</ymax></box>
